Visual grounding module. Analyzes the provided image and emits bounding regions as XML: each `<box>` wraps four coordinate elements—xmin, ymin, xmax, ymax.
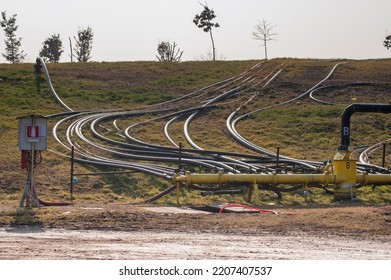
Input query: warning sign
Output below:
<box><xmin>17</xmin><ymin>116</ymin><xmax>47</xmax><ymax>151</ymax></box>
<box><xmin>27</xmin><ymin>125</ymin><xmax>40</xmax><ymax>142</ymax></box>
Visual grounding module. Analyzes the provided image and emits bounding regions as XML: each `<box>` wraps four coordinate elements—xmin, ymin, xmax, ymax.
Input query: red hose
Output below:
<box><xmin>38</xmin><ymin>199</ymin><xmax>72</xmax><ymax>206</ymax></box>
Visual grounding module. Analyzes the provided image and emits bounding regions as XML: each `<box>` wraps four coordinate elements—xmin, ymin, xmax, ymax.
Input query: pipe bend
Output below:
<box><xmin>341</xmin><ymin>103</ymin><xmax>391</xmax><ymax>148</ymax></box>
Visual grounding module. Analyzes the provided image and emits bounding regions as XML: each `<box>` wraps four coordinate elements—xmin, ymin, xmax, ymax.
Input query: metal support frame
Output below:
<box><xmin>19</xmin><ymin>116</ymin><xmax>42</xmax><ymax>207</ymax></box>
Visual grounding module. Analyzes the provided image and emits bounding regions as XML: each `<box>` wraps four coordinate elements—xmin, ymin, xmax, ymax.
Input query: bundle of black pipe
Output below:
<box><xmin>340</xmin><ymin>103</ymin><xmax>391</xmax><ymax>149</ymax></box>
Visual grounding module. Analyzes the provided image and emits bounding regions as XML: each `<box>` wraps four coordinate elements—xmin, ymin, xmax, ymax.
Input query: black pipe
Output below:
<box><xmin>340</xmin><ymin>103</ymin><xmax>391</xmax><ymax>149</ymax></box>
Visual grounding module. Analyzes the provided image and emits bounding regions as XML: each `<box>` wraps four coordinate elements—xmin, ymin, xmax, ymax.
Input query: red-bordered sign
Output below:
<box><xmin>18</xmin><ymin>116</ymin><xmax>47</xmax><ymax>151</ymax></box>
<box><xmin>27</xmin><ymin>125</ymin><xmax>39</xmax><ymax>142</ymax></box>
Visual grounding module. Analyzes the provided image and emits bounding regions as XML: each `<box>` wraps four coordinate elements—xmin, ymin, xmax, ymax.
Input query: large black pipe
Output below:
<box><xmin>340</xmin><ymin>103</ymin><xmax>391</xmax><ymax>148</ymax></box>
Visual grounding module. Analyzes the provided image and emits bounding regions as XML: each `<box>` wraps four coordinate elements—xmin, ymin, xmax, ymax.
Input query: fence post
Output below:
<box><xmin>70</xmin><ymin>146</ymin><xmax>74</xmax><ymax>198</ymax></box>
<box><xmin>382</xmin><ymin>143</ymin><xmax>387</xmax><ymax>168</ymax></box>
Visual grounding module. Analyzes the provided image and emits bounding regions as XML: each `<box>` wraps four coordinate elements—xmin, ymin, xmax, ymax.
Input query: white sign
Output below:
<box><xmin>18</xmin><ymin>116</ymin><xmax>47</xmax><ymax>151</ymax></box>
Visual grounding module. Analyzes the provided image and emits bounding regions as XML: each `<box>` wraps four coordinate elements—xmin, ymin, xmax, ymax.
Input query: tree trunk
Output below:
<box><xmin>264</xmin><ymin>36</ymin><xmax>268</xmax><ymax>60</ymax></box>
<box><xmin>69</xmin><ymin>37</ymin><xmax>73</xmax><ymax>63</ymax></box>
<box><xmin>209</xmin><ymin>29</ymin><xmax>216</xmax><ymax>61</ymax></box>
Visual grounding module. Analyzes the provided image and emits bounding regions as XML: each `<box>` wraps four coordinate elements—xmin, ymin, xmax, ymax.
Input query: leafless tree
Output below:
<box><xmin>251</xmin><ymin>19</ymin><xmax>277</xmax><ymax>60</ymax></box>
<box><xmin>156</xmin><ymin>41</ymin><xmax>183</xmax><ymax>62</ymax></box>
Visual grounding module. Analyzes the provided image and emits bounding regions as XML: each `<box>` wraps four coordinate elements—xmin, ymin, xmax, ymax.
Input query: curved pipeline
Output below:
<box><xmin>38</xmin><ymin>57</ymin><xmax>74</xmax><ymax>112</ymax></box>
<box><xmin>44</xmin><ymin>59</ymin><xmax>390</xmax><ymax>204</ymax></box>
<box><xmin>226</xmin><ymin>63</ymin><xmax>343</xmax><ymax>170</ymax></box>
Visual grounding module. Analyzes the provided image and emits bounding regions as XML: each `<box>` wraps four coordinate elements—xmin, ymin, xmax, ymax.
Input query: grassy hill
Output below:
<box><xmin>1</xmin><ymin>58</ymin><xmax>391</xmax><ymax>207</ymax></box>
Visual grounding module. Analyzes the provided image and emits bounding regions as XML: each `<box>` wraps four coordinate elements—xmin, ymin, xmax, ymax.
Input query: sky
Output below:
<box><xmin>1</xmin><ymin>0</ymin><xmax>391</xmax><ymax>62</ymax></box>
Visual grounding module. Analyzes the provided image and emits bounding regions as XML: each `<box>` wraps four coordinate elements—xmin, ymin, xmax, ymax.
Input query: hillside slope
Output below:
<box><xmin>1</xmin><ymin>59</ymin><xmax>391</xmax><ymax>206</ymax></box>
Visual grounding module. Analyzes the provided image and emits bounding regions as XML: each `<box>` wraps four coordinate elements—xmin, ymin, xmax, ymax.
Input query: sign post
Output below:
<box><xmin>17</xmin><ymin>115</ymin><xmax>47</xmax><ymax>207</ymax></box>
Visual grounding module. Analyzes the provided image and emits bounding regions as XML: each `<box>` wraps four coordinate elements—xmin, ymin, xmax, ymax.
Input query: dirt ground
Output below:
<box><xmin>1</xmin><ymin>227</ymin><xmax>390</xmax><ymax>260</ymax></box>
<box><xmin>0</xmin><ymin>204</ymin><xmax>390</xmax><ymax>260</ymax></box>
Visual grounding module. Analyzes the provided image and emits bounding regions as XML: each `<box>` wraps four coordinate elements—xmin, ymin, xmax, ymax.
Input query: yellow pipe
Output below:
<box><xmin>174</xmin><ymin>172</ymin><xmax>340</xmax><ymax>186</ymax></box>
<box><xmin>173</xmin><ymin>148</ymin><xmax>391</xmax><ymax>202</ymax></box>
<box><xmin>356</xmin><ymin>173</ymin><xmax>391</xmax><ymax>185</ymax></box>
<box><xmin>175</xmin><ymin>172</ymin><xmax>340</xmax><ymax>203</ymax></box>
<box><xmin>174</xmin><ymin>172</ymin><xmax>391</xmax><ymax>187</ymax></box>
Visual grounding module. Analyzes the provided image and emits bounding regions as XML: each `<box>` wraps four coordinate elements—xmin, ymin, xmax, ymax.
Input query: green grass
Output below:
<box><xmin>1</xmin><ymin>59</ymin><xmax>391</xmax><ymax>207</ymax></box>
<box><xmin>238</xmin><ymin>104</ymin><xmax>343</xmax><ymax>161</ymax></box>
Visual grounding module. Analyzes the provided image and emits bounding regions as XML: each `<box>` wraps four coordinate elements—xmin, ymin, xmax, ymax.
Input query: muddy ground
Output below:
<box><xmin>1</xmin><ymin>227</ymin><xmax>390</xmax><ymax>260</ymax></box>
<box><xmin>0</xmin><ymin>204</ymin><xmax>390</xmax><ymax>260</ymax></box>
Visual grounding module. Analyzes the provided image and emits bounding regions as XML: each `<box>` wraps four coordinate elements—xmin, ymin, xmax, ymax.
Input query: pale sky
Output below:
<box><xmin>1</xmin><ymin>0</ymin><xmax>391</xmax><ymax>62</ymax></box>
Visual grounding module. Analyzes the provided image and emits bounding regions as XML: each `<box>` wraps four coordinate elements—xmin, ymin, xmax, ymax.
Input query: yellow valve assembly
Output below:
<box><xmin>173</xmin><ymin>104</ymin><xmax>391</xmax><ymax>202</ymax></box>
<box><xmin>332</xmin><ymin>148</ymin><xmax>357</xmax><ymax>200</ymax></box>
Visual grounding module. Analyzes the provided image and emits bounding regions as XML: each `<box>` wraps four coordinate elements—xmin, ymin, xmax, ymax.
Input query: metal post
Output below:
<box><xmin>178</xmin><ymin>142</ymin><xmax>182</xmax><ymax>171</ymax></box>
<box><xmin>176</xmin><ymin>142</ymin><xmax>182</xmax><ymax>206</ymax></box>
<box><xmin>247</xmin><ymin>186</ymin><xmax>253</xmax><ymax>203</ymax></box>
<box><xmin>29</xmin><ymin>142</ymin><xmax>35</xmax><ymax>205</ymax></box>
<box><xmin>253</xmin><ymin>182</ymin><xmax>260</xmax><ymax>204</ymax></box>
<box><xmin>176</xmin><ymin>182</ymin><xmax>180</xmax><ymax>206</ymax></box>
<box><xmin>382</xmin><ymin>143</ymin><xmax>386</xmax><ymax>168</ymax></box>
<box><xmin>70</xmin><ymin>145</ymin><xmax>74</xmax><ymax>198</ymax></box>
<box><xmin>19</xmin><ymin>155</ymin><xmax>30</xmax><ymax>207</ymax></box>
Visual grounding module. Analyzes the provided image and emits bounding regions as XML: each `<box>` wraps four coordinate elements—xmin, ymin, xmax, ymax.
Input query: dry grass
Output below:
<box><xmin>1</xmin><ymin>58</ymin><xmax>391</xmax><ymax>211</ymax></box>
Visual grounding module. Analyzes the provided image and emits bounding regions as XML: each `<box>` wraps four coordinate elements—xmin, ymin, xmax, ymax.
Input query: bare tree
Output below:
<box><xmin>252</xmin><ymin>19</ymin><xmax>277</xmax><ymax>60</ymax></box>
<box><xmin>156</xmin><ymin>41</ymin><xmax>183</xmax><ymax>62</ymax></box>
<box><xmin>193</xmin><ymin>2</ymin><xmax>220</xmax><ymax>61</ymax></box>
